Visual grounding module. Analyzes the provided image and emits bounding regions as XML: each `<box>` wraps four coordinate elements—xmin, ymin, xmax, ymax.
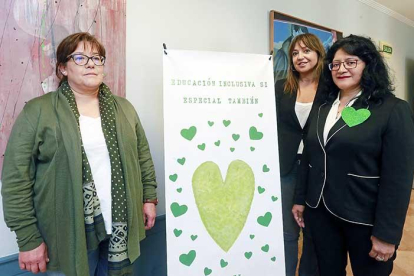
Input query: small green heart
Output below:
<box><xmin>250</xmin><ymin>147</ymin><xmax>255</xmax><ymax>151</ymax></box>
<box><xmin>204</xmin><ymin>267</ymin><xmax>212</xmax><ymax>276</ymax></box>
<box><xmin>176</xmin><ymin>188</ymin><xmax>183</xmax><ymax>193</ymax></box>
<box><xmin>223</xmin><ymin>120</ymin><xmax>231</xmax><ymax>127</ymax></box>
<box><xmin>179</xmin><ymin>250</ymin><xmax>196</xmax><ymax>266</ymax></box>
<box><xmin>232</xmin><ymin>134</ymin><xmax>240</xmax><ymax>141</ymax></box>
<box><xmin>191</xmin><ymin>235</ymin><xmax>198</xmax><ymax>241</ymax></box>
<box><xmin>220</xmin><ymin>259</ymin><xmax>228</xmax><ymax>268</ymax></box>
<box><xmin>249</xmin><ymin>234</ymin><xmax>255</xmax><ymax>240</ymax></box>
<box><xmin>257</xmin><ymin>212</ymin><xmax>272</xmax><ymax>227</ymax></box>
<box><xmin>174</xmin><ymin>228</ymin><xmax>183</xmax><ymax>237</ymax></box>
<box><xmin>342</xmin><ymin>107</ymin><xmax>371</xmax><ymax>127</ymax></box>
<box><xmin>261</xmin><ymin>244</ymin><xmax>270</xmax><ymax>252</ymax></box>
<box><xmin>198</xmin><ymin>143</ymin><xmax>206</xmax><ymax>151</ymax></box>
<box><xmin>258</xmin><ymin>113</ymin><xmax>263</xmax><ymax>118</ymax></box>
<box><xmin>230</xmin><ymin>147</ymin><xmax>235</xmax><ymax>152</ymax></box>
<box><xmin>258</xmin><ymin>186</ymin><xmax>265</xmax><ymax>194</ymax></box>
<box><xmin>169</xmin><ymin>174</ymin><xmax>178</xmax><ymax>182</ymax></box>
<box><xmin>208</xmin><ymin>121</ymin><xmax>214</xmax><ymax>126</ymax></box>
<box><xmin>244</xmin><ymin>252</ymin><xmax>253</xmax><ymax>260</ymax></box>
<box><xmin>271</xmin><ymin>196</ymin><xmax>278</xmax><ymax>202</ymax></box>
<box><xmin>181</xmin><ymin>126</ymin><xmax>197</xmax><ymax>141</ymax></box>
<box><xmin>177</xmin><ymin>157</ymin><xmax>186</xmax><ymax>165</ymax></box>
<box><xmin>263</xmin><ymin>165</ymin><xmax>270</xmax><ymax>172</ymax></box>
<box><xmin>271</xmin><ymin>256</ymin><xmax>276</xmax><ymax>262</ymax></box>
<box><xmin>171</xmin><ymin>202</ymin><xmax>188</xmax><ymax>217</ymax></box>
<box><xmin>193</xmin><ymin>160</ymin><xmax>255</xmax><ymax>252</ymax></box>
<box><xmin>249</xmin><ymin>126</ymin><xmax>263</xmax><ymax>140</ymax></box>
<box><xmin>214</xmin><ymin>140</ymin><xmax>221</xmax><ymax>146</ymax></box>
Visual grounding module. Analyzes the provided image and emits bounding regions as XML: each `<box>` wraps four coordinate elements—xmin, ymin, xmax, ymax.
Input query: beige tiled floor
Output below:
<box><xmin>297</xmin><ymin>192</ymin><xmax>414</xmax><ymax>276</ymax></box>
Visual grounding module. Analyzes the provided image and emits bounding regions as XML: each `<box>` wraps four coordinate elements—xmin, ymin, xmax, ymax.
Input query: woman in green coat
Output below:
<box><xmin>1</xmin><ymin>32</ymin><xmax>158</xmax><ymax>276</ymax></box>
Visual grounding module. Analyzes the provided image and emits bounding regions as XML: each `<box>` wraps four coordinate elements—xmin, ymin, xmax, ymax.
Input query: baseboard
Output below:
<box><xmin>0</xmin><ymin>215</ymin><xmax>167</xmax><ymax>276</ymax></box>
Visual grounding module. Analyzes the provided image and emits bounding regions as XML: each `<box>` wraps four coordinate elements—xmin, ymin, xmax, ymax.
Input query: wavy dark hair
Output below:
<box><xmin>323</xmin><ymin>35</ymin><xmax>394</xmax><ymax>104</ymax></box>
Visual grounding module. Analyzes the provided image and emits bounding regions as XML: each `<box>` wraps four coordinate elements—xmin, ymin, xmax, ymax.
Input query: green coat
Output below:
<box><xmin>1</xmin><ymin>85</ymin><xmax>157</xmax><ymax>275</ymax></box>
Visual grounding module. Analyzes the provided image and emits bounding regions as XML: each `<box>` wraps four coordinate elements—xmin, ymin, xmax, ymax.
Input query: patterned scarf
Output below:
<box><xmin>61</xmin><ymin>81</ymin><xmax>133</xmax><ymax>275</ymax></box>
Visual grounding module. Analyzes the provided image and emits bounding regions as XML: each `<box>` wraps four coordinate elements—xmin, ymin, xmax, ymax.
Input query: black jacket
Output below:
<box><xmin>275</xmin><ymin>79</ymin><xmax>325</xmax><ymax>176</ymax></box>
<box><xmin>295</xmin><ymin>94</ymin><xmax>414</xmax><ymax>245</ymax></box>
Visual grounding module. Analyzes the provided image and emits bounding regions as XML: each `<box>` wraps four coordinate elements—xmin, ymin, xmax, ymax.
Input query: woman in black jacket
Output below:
<box><xmin>292</xmin><ymin>35</ymin><xmax>414</xmax><ymax>276</ymax></box>
<box><xmin>276</xmin><ymin>33</ymin><xmax>325</xmax><ymax>276</ymax></box>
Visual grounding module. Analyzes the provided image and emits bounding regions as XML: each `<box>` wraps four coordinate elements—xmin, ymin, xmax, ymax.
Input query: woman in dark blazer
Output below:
<box><xmin>276</xmin><ymin>33</ymin><xmax>325</xmax><ymax>276</ymax></box>
<box><xmin>292</xmin><ymin>35</ymin><xmax>414</xmax><ymax>276</ymax></box>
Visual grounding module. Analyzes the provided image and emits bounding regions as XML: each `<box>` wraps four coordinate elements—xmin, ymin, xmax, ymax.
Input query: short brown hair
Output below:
<box><xmin>56</xmin><ymin>32</ymin><xmax>106</xmax><ymax>85</ymax></box>
<box><xmin>284</xmin><ymin>33</ymin><xmax>326</xmax><ymax>93</ymax></box>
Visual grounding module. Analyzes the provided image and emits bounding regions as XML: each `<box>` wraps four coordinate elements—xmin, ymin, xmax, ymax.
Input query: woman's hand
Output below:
<box><xmin>292</xmin><ymin>204</ymin><xmax>305</xmax><ymax>228</ymax></box>
<box><xmin>369</xmin><ymin>236</ymin><xmax>395</xmax><ymax>262</ymax></box>
<box><xmin>18</xmin><ymin>242</ymin><xmax>49</xmax><ymax>274</ymax></box>
<box><xmin>143</xmin><ymin>203</ymin><xmax>157</xmax><ymax>230</ymax></box>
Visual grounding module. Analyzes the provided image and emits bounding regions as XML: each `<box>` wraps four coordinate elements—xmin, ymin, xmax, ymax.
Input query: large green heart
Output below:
<box><xmin>341</xmin><ymin>107</ymin><xmax>371</xmax><ymax>127</ymax></box>
<box><xmin>192</xmin><ymin>160</ymin><xmax>255</xmax><ymax>252</ymax></box>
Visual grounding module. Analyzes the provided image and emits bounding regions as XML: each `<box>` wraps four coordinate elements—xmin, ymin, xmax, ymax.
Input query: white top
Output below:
<box><xmin>323</xmin><ymin>91</ymin><xmax>362</xmax><ymax>145</ymax></box>
<box><xmin>79</xmin><ymin>115</ymin><xmax>112</xmax><ymax>234</ymax></box>
<box><xmin>295</xmin><ymin>101</ymin><xmax>313</xmax><ymax>154</ymax></box>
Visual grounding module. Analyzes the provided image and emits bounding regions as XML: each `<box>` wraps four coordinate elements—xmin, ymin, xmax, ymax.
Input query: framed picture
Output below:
<box><xmin>270</xmin><ymin>10</ymin><xmax>343</xmax><ymax>82</ymax></box>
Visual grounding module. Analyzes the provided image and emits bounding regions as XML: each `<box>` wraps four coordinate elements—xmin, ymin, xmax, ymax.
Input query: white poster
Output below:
<box><xmin>163</xmin><ymin>49</ymin><xmax>285</xmax><ymax>276</ymax></box>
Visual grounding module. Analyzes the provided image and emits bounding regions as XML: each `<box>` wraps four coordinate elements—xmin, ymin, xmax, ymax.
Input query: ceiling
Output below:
<box><xmin>373</xmin><ymin>0</ymin><xmax>414</xmax><ymax>23</ymax></box>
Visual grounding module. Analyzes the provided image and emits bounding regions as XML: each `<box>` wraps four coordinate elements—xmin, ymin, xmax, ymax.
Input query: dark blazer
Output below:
<box><xmin>275</xmin><ymin>79</ymin><xmax>325</xmax><ymax>176</ymax></box>
<box><xmin>295</xmin><ymin>94</ymin><xmax>414</xmax><ymax>245</ymax></box>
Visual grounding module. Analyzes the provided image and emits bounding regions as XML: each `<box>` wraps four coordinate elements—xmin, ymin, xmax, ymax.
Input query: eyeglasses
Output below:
<box><xmin>328</xmin><ymin>60</ymin><xmax>359</xmax><ymax>71</ymax></box>
<box><xmin>67</xmin><ymin>54</ymin><xmax>106</xmax><ymax>66</ymax></box>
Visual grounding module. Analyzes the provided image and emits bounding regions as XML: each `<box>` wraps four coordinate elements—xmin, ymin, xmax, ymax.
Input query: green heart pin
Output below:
<box><xmin>192</xmin><ymin>160</ymin><xmax>255</xmax><ymax>252</ymax></box>
<box><xmin>170</xmin><ymin>202</ymin><xmax>188</xmax><ymax>217</ymax></box>
<box><xmin>181</xmin><ymin>126</ymin><xmax>197</xmax><ymax>141</ymax></box>
<box><xmin>179</xmin><ymin>250</ymin><xmax>196</xmax><ymax>266</ymax></box>
<box><xmin>341</xmin><ymin>107</ymin><xmax>371</xmax><ymax>127</ymax></box>
<box><xmin>249</xmin><ymin>126</ymin><xmax>263</xmax><ymax>140</ymax></box>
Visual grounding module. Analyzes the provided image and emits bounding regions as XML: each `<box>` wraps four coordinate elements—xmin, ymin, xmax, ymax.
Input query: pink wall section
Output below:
<box><xmin>0</xmin><ymin>0</ymin><xmax>126</xmax><ymax>174</ymax></box>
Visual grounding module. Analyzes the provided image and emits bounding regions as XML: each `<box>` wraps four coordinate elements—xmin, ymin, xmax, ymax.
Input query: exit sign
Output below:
<box><xmin>379</xmin><ymin>41</ymin><xmax>393</xmax><ymax>58</ymax></box>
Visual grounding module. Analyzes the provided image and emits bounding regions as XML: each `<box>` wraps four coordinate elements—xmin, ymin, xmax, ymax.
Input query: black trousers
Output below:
<box><xmin>305</xmin><ymin>201</ymin><xmax>396</xmax><ymax>276</ymax></box>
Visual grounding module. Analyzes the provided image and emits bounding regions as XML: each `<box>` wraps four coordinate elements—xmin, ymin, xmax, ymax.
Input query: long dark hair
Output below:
<box><xmin>323</xmin><ymin>35</ymin><xmax>394</xmax><ymax>104</ymax></box>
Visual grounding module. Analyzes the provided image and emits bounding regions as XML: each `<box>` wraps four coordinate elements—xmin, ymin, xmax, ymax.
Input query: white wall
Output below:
<box><xmin>1</xmin><ymin>0</ymin><xmax>414</xmax><ymax>258</ymax></box>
